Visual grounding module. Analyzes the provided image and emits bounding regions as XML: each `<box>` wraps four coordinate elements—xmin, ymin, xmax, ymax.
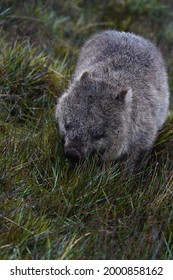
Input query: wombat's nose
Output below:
<box><xmin>65</xmin><ymin>148</ymin><xmax>81</xmax><ymax>162</ymax></box>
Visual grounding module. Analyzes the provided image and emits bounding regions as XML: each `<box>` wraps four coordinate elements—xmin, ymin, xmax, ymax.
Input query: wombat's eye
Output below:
<box><xmin>64</xmin><ymin>123</ymin><xmax>71</xmax><ymax>131</ymax></box>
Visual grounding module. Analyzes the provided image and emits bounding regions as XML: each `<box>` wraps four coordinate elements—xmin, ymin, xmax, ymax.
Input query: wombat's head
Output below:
<box><xmin>56</xmin><ymin>71</ymin><xmax>132</xmax><ymax>162</ymax></box>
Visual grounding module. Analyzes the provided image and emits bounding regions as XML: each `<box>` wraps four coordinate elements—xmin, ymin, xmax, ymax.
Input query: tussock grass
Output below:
<box><xmin>0</xmin><ymin>0</ymin><xmax>173</xmax><ymax>260</ymax></box>
<box><xmin>0</xmin><ymin>39</ymin><xmax>53</xmax><ymax>122</ymax></box>
<box><xmin>0</xmin><ymin>113</ymin><xmax>172</xmax><ymax>259</ymax></box>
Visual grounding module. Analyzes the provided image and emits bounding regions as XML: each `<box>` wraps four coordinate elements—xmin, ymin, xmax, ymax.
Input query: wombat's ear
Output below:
<box><xmin>80</xmin><ymin>71</ymin><xmax>89</xmax><ymax>80</ymax></box>
<box><xmin>116</xmin><ymin>88</ymin><xmax>132</xmax><ymax>104</ymax></box>
<box><xmin>76</xmin><ymin>71</ymin><xmax>91</xmax><ymax>84</ymax></box>
<box><xmin>77</xmin><ymin>71</ymin><xmax>90</xmax><ymax>86</ymax></box>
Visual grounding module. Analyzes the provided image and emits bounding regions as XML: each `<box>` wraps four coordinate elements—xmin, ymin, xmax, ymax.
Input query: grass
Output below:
<box><xmin>0</xmin><ymin>116</ymin><xmax>173</xmax><ymax>259</ymax></box>
<box><xmin>0</xmin><ymin>0</ymin><xmax>173</xmax><ymax>259</ymax></box>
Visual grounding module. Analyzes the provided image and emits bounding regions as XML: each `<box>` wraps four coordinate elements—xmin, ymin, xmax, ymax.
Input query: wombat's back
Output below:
<box><xmin>75</xmin><ymin>30</ymin><xmax>163</xmax><ymax>71</ymax></box>
<box><xmin>74</xmin><ymin>30</ymin><xmax>169</xmax><ymax>129</ymax></box>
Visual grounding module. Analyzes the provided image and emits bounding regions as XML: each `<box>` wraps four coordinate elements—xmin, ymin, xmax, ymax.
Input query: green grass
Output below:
<box><xmin>0</xmin><ymin>115</ymin><xmax>173</xmax><ymax>259</ymax></box>
<box><xmin>0</xmin><ymin>0</ymin><xmax>173</xmax><ymax>260</ymax></box>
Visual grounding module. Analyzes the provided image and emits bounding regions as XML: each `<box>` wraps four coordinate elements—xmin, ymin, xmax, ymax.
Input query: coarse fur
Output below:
<box><xmin>55</xmin><ymin>30</ymin><xmax>170</xmax><ymax>169</ymax></box>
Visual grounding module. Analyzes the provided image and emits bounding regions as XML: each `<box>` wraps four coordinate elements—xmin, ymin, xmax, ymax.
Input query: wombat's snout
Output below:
<box><xmin>65</xmin><ymin>148</ymin><xmax>81</xmax><ymax>163</ymax></box>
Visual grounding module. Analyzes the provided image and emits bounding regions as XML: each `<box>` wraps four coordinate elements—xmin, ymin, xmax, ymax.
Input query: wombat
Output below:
<box><xmin>55</xmin><ymin>30</ymin><xmax>169</xmax><ymax>170</ymax></box>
